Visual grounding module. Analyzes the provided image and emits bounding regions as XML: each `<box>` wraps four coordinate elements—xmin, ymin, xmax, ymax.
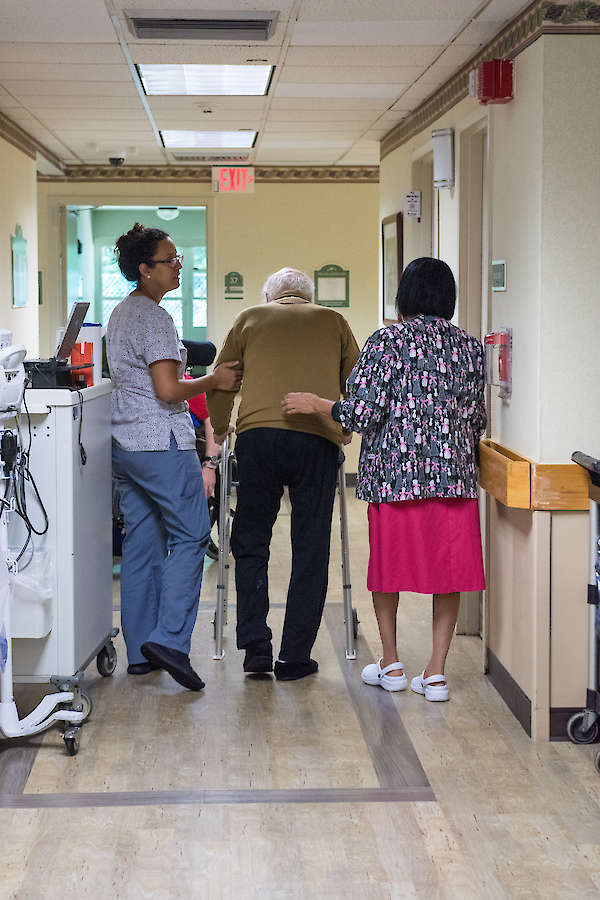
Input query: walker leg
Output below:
<box><xmin>338</xmin><ymin>461</ymin><xmax>357</xmax><ymax>660</ymax></box>
<box><xmin>213</xmin><ymin>435</ymin><xmax>231</xmax><ymax>660</ymax></box>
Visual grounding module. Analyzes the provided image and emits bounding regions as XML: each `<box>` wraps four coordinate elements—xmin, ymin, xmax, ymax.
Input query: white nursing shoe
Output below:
<box><xmin>361</xmin><ymin>658</ymin><xmax>408</xmax><ymax>692</ymax></box>
<box><xmin>410</xmin><ymin>671</ymin><xmax>449</xmax><ymax>702</ymax></box>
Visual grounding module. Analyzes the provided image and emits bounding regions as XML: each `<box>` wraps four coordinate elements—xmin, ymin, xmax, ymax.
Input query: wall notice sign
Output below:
<box><xmin>405</xmin><ymin>191</ymin><xmax>422</xmax><ymax>218</ymax></box>
<box><xmin>491</xmin><ymin>259</ymin><xmax>506</xmax><ymax>292</ymax></box>
<box><xmin>225</xmin><ymin>271</ymin><xmax>244</xmax><ymax>301</ymax></box>
<box><xmin>212</xmin><ymin>167</ymin><xmax>255</xmax><ymax>193</ymax></box>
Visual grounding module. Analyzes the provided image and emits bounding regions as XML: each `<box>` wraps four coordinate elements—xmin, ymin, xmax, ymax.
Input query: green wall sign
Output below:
<box><xmin>314</xmin><ymin>263</ymin><xmax>349</xmax><ymax>308</ymax></box>
<box><xmin>224</xmin><ymin>271</ymin><xmax>244</xmax><ymax>301</ymax></box>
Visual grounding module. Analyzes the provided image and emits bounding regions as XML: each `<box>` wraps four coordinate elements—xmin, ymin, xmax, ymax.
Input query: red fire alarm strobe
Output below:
<box><xmin>469</xmin><ymin>58</ymin><xmax>514</xmax><ymax>105</ymax></box>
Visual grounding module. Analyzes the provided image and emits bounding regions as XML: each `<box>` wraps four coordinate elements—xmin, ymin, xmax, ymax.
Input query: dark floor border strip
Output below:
<box><xmin>549</xmin><ymin>707</ymin><xmax>582</xmax><ymax>741</ymax></box>
<box><xmin>324</xmin><ymin>607</ymin><xmax>431</xmax><ymax>791</ymax></box>
<box><xmin>486</xmin><ymin>649</ymin><xmax>532</xmax><ymax>737</ymax></box>
<box><xmin>0</xmin><ymin>786</ymin><xmax>434</xmax><ymax>809</ymax></box>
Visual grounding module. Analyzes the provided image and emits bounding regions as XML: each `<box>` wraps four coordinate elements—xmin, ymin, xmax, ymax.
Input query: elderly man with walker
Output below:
<box><xmin>208</xmin><ymin>268</ymin><xmax>359</xmax><ymax>680</ymax></box>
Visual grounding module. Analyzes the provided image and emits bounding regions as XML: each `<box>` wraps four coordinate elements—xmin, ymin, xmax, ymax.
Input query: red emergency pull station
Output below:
<box><xmin>484</xmin><ymin>328</ymin><xmax>512</xmax><ymax>399</ymax></box>
<box><xmin>469</xmin><ymin>58</ymin><xmax>514</xmax><ymax>105</ymax></box>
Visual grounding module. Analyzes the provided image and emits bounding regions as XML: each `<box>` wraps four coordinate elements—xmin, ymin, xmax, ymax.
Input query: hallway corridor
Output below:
<box><xmin>2</xmin><ymin>490</ymin><xmax>599</xmax><ymax>899</ymax></box>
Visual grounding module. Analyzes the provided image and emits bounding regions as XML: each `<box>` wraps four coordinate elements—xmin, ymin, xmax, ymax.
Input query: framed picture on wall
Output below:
<box><xmin>381</xmin><ymin>212</ymin><xmax>403</xmax><ymax>324</ymax></box>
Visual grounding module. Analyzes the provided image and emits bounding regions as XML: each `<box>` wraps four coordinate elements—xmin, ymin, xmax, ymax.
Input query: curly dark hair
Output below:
<box><xmin>114</xmin><ymin>222</ymin><xmax>169</xmax><ymax>282</ymax></box>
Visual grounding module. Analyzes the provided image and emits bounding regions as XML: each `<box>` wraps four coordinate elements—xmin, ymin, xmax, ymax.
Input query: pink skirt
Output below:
<box><xmin>367</xmin><ymin>498</ymin><xmax>485</xmax><ymax>594</ymax></box>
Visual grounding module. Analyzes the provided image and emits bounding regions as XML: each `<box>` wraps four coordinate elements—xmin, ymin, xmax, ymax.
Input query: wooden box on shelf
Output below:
<box><xmin>478</xmin><ymin>439</ymin><xmax>531</xmax><ymax>509</ymax></box>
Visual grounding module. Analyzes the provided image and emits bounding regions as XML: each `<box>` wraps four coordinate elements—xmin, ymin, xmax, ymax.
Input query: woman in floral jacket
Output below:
<box><xmin>282</xmin><ymin>257</ymin><xmax>486</xmax><ymax>702</ymax></box>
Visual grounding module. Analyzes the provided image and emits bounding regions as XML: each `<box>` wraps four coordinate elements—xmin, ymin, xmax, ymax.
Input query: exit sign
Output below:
<box><xmin>212</xmin><ymin>166</ymin><xmax>255</xmax><ymax>193</ymax></box>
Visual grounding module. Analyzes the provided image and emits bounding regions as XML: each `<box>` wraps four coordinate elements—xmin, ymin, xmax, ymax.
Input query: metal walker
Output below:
<box><xmin>212</xmin><ymin>435</ymin><xmax>359</xmax><ymax>661</ymax></box>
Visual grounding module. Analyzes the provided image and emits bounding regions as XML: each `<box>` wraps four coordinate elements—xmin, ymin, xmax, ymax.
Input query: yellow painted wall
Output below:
<box><xmin>0</xmin><ymin>137</ymin><xmax>38</xmax><ymax>353</ymax></box>
<box><xmin>37</xmin><ymin>178</ymin><xmax>380</xmax><ymax>471</ymax></box>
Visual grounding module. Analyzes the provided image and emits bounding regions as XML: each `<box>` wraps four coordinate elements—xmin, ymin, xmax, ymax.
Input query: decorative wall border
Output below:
<box><xmin>0</xmin><ymin>110</ymin><xmax>63</xmax><ymax>170</ymax></box>
<box><xmin>381</xmin><ymin>0</ymin><xmax>600</xmax><ymax>158</ymax></box>
<box><xmin>37</xmin><ymin>164</ymin><xmax>379</xmax><ymax>184</ymax></box>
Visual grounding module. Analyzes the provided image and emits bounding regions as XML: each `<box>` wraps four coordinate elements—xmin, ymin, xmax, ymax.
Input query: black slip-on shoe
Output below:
<box><xmin>243</xmin><ymin>639</ymin><xmax>273</xmax><ymax>674</ymax></box>
<box><xmin>127</xmin><ymin>661</ymin><xmax>161</xmax><ymax>675</ymax></box>
<box><xmin>273</xmin><ymin>659</ymin><xmax>318</xmax><ymax>681</ymax></box>
<box><xmin>141</xmin><ymin>641</ymin><xmax>205</xmax><ymax>691</ymax></box>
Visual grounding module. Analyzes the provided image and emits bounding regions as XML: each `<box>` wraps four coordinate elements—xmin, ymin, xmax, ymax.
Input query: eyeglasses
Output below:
<box><xmin>151</xmin><ymin>253</ymin><xmax>183</xmax><ymax>267</ymax></box>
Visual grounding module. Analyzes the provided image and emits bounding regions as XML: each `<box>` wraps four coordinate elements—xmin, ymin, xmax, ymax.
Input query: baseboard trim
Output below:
<box><xmin>549</xmin><ymin>707</ymin><xmax>582</xmax><ymax>742</ymax></box>
<box><xmin>486</xmin><ymin>649</ymin><xmax>532</xmax><ymax>737</ymax></box>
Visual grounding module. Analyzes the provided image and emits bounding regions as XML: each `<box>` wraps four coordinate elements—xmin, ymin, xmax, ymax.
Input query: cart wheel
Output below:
<box><xmin>567</xmin><ymin>711</ymin><xmax>599</xmax><ymax>744</ymax></box>
<box><xmin>595</xmin><ymin>752</ymin><xmax>600</xmax><ymax>775</ymax></box>
<box><xmin>97</xmin><ymin>641</ymin><xmax>117</xmax><ymax>677</ymax></box>
<box><xmin>78</xmin><ymin>689</ymin><xmax>93</xmax><ymax>724</ymax></box>
<box><xmin>352</xmin><ymin>608</ymin><xmax>359</xmax><ymax>641</ymax></box>
<box><xmin>63</xmin><ymin>727</ymin><xmax>81</xmax><ymax>756</ymax></box>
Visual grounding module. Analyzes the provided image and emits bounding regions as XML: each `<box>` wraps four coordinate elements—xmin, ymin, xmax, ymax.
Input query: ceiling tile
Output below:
<box><xmin>0</xmin><ymin>63</ymin><xmax>132</xmax><ymax>82</ymax></box>
<box><xmin>0</xmin><ymin>0</ymin><xmax>115</xmax><ymax>42</ymax></box>
<box><xmin>298</xmin><ymin>1</ymin><xmax>479</xmax><ymax>21</ymax></box>
<box><xmin>278</xmin><ymin>66</ymin><xmax>424</xmax><ymax>84</ymax></box>
<box><xmin>275</xmin><ymin>83</ymin><xmax>404</xmax><ymax>99</ymax></box>
<box><xmin>437</xmin><ymin>43</ymin><xmax>480</xmax><ymax>65</ymax></box>
<box><xmin>264</xmin><ymin>122</ymin><xmax>365</xmax><ymax>133</ymax></box>
<box><xmin>129</xmin><ymin>44</ymin><xmax>280</xmax><ymax>65</ymax></box>
<box><xmin>147</xmin><ymin>95</ymin><xmax>268</xmax><ymax>112</ymax></box>
<box><xmin>22</xmin><ymin>96</ymin><xmax>144</xmax><ymax>109</ymax></box>
<box><xmin>285</xmin><ymin>45</ymin><xmax>440</xmax><ymax>67</ymax></box>
<box><xmin>290</xmin><ymin>21</ymin><xmax>461</xmax><ymax>46</ymax></box>
<box><xmin>268</xmin><ymin>107</ymin><xmax>378</xmax><ymax>122</ymax></box>
<box><xmin>478</xmin><ymin>0</ymin><xmax>532</xmax><ymax>22</ymax></box>
<box><xmin>259</xmin><ymin>134</ymin><xmax>355</xmax><ymax>148</ymax></box>
<box><xmin>0</xmin><ymin>42</ymin><xmax>124</xmax><ymax>63</ymax></box>
<box><xmin>270</xmin><ymin>97</ymin><xmax>390</xmax><ymax>110</ymax></box>
<box><xmin>454</xmin><ymin>21</ymin><xmax>504</xmax><ymax>44</ymax></box>
<box><xmin>2</xmin><ymin>80</ymin><xmax>140</xmax><ymax>98</ymax></box>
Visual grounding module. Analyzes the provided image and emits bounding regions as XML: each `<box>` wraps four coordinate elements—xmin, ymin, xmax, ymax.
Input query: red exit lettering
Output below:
<box><xmin>218</xmin><ymin>167</ymin><xmax>254</xmax><ymax>193</ymax></box>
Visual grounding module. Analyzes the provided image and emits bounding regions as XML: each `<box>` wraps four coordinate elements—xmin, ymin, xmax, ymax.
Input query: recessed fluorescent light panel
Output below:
<box><xmin>138</xmin><ymin>64</ymin><xmax>273</xmax><ymax>96</ymax></box>
<box><xmin>161</xmin><ymin>131</ymin><xmax>257</xmax><ymax>149</ymax></box>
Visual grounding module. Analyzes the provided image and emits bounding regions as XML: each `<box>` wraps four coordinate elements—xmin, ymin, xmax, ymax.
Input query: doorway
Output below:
<box><xmin>65</xmin><ymin>205</ymin><xmax>208</xmax><ymax>342</ymax></box>
<box><xmin>456</xmin><ymin>123</ymin><xmax>489</xmax><ymax>639</ymax></box>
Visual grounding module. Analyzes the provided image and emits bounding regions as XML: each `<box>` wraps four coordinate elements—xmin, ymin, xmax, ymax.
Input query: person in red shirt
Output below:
<box><xmin>187</xmin><ymin>389</ymin><xmax>220</xmax><ymax>498</ymax></box>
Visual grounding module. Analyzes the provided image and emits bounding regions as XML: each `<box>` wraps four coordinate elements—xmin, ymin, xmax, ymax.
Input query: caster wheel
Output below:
<box><xmin>63</xmin><ymin>727</ymin><xmax>81</xmax><ymax>756</ymax></box>
<box><xmin>352</xmin><ymin>608</ymin><xmax>359</xmax><ymax>641</ymax></box>
<box><xmin>97</xmin><ymin>641</ymin><xmax>117</xmax><ymax>677</ymax></box>
<box><xmin>567</xmin><ymin>711</ymin><xmax>599</xmax><ymax>744</ymax></box>
<box><xmin>595</xmin><ymin>752</ymin><xmax>600</xmax><ymax>775</ymax></box>
<box><xmin>78</xmin><ymin>689</ymin><xmax>93</xmax><ymax>724</ymax></box>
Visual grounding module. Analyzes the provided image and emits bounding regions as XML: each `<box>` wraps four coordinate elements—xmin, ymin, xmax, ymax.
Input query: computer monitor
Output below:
<box><xmin>55</xmin><ymin>301</ymin><xmax>90</xmax><ymax>362</ymax></box>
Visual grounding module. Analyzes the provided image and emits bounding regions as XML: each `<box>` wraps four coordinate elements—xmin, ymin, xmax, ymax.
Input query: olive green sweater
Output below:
<box><xmin>207</xmin><ymin>299</ymin><xmax>360</xmax><ymax>446</ymax></box>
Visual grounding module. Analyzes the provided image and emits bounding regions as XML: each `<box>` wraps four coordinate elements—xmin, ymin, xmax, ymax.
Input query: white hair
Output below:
<box><xmin>263</xmin><ymin>267</ymin><xmax>314</xmax><ymax>303</ymax></box>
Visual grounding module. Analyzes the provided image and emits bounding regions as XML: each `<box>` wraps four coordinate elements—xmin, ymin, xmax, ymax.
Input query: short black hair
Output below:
<box><xmin>395</xmin><ymin>256</ymin><xmax>456</xmax><ymax>320</ymax></box>
<box><xmin>114</xmin><ymin>222</ymin><xmax>169</xmax><ymax>282</ymax></box>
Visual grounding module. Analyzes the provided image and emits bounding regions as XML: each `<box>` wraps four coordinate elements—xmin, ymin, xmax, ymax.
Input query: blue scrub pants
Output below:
<box><xmin>112</xmin><ymin>434</ymin><xmax>210</xmax><ymax>665</ymax></box>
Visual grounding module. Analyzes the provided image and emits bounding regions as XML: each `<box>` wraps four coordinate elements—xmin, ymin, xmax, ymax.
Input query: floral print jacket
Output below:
<box><xmin>336</xmin><ymin>316</ymin><xmax>486</xmax><ymax>503</ymax></box>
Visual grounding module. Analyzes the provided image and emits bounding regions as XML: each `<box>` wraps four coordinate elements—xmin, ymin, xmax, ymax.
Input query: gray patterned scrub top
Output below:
<box><xmin>106</xmin><ymin>293</ymin><xmax>196</xmax><ymax>451</ymax></box>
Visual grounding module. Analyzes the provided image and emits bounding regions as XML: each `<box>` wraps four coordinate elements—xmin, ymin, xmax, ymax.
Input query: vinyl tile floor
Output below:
<box><xmin>1</xmin><ymin>490</ymin><xmax>600</xmax><ymax>899</ymax></box>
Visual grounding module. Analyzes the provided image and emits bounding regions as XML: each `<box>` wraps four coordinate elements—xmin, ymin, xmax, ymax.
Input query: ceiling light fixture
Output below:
<box><xmin>156</xmin><ymin>207</ymin><xmax>180</xmax><ymax>221</ymax></box>
<box><xmin>138</xmin><ymin>64</ymin><xmax>273</xmax><ymax>96</ymax></box>
<box><xmin>161</xmin><ymin>131</ymin><xmax>257</xmax><ymax>149</ymax></box>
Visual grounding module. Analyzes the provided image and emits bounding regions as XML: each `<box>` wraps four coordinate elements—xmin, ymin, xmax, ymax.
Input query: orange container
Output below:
<box><xmin>70</xmin><ymin>341</ymin><xmax>94</xmax><ymax>387</ymax></box>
